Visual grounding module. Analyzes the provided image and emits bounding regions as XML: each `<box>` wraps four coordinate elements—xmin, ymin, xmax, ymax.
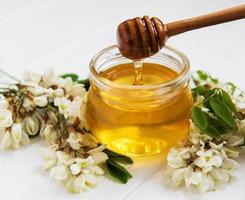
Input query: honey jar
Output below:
<box><xmin>87</xmin><ymin>45</ymin><xmax>192</xmax><ymax>156</ymax></box>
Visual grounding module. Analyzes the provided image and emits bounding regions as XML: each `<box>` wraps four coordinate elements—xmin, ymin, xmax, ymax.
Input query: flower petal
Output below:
<box><xmin>0</xmin><ymin>131</ymin><xmax>12</xmax><ymax>149</ymax></box>
<box><xmin>91</xmin><ymin>152</ymin><xmax>108</xmax><ymax>164</ymax></box>
<box><xmin>33</xmin><ymin>96</ymin><xmax>48</xmax><ymax>107</ymax></box>
<box><xmin>50</xmin><ymin>165</ymin><xmax>68</xmax><ymax>180</ymax></box>
<box><xmin>70</xmin><ymin>163</ymin><xmax>81</xmax><ymax>175</ymax></box>
<box><xmin>0</xmin><ymin>109</ymin><xmax>13</xmax><ymax>128</ymax></box>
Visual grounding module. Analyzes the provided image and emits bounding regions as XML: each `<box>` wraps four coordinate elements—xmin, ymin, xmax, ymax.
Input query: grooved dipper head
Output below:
<box><xmin>117</xmin><ymin>16</ymin><xmax>168</xmax><ymax>60</ymax></box>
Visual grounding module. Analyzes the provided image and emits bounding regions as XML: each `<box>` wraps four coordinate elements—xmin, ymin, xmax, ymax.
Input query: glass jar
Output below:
<box><xmin>87</xmin><ymin>45</ymin><xmax>192</xmax><ymax>157</ymax></box>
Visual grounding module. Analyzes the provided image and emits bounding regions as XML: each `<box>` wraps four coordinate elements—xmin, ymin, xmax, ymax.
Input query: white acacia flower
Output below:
<box><xmin>22</xmin><ymin>98</ymin><xmax>35</xmax><ymax>111</ymax></box>
<box><xmin>91</xmin><ymin>152</ymin><xmax>108</xmax><ymax>164</ymax></box>
<box><xmin>40</xmin><ymin>148</ymin><xmax>58</xmax><ymax>170</ymax></box>
<box><xmin>68</xmin><ymin>97</ymin><xmax>82</xmax><ymax>119</ymax></box>
<box><xmin>0</xmin><ymin>109</ymin><xmax>13</xmax><ymax>128</ymax></box>
<box><xmin>23</xmin><ymin>70</ymin><xmax>42</xmax><ymax>83</ymax></box>
<box><xmin>165</xmin><ymin>83</ymin><xmax>245</xmax><ymax>192</ymax></box>
<box><xmin>23</xmin><ymin>116</ymin><xmax>40</xmax><ymax>136</ymax></box>
<box><xmin>70</xmin><ymin>163</ymin><xmax>81</xmax><ymax>175</ymax></box>
<box><xmin>47</xmin><ymin>88</ymin><xmax>65</xmax><ymax>100</ymax></box>
<box><xmin>0</xmin><ymin>98</ymin><xmax>9</xmax><ymax>109</ymax></box>
<box><xmin>50</xmin><ymin>165</ymin><xmax>68</xmax><ymax>180</ymax></box>
<box><xmin>9</xmin><ymin>85</ymin><xmax>18</xmax><ymax>91</ymax></box>
<box><xmin>185</xmin><ymin>171</ymin><xmax>215</xmax><ymax>192</ymax></box>
<box><xmin>71</xmin><ymin>84</ymin><xmax>87</xmax><ymax>97</ymax></box>
<box><xmin>64</xmin><ymin>156</ymin><xmax>105</xmax><ymax>193</ymax></box>
<box><xmin>87</xmin><ymin>144</ymin><xmax>106</xmax><ymax>155</ymax></box>
<box><xmin>42</xmin><ymin>69</ymin><xmax>59</xmax><ymax>87</ymax></box>
<box><xmin>75</xmin><ymin>157</ymin><xmax>94</xmax><ymax>168</ymax></box>
<box><xmin>27</xmin><ymin>85</ymin><xmax>48</xmax><ymax>96</ymax></box>
<box><xmin>209</xmin><ymin>141</ymin><xmax>225</xmax><ymax>150</ymax></box>
<box><xmin>86</xmin><ymin>165</ymin><xmax>104</xmax><ymax>176</ymax></box>
<box><xmin>41</xmin><ymin>124</ymin><xmax>58</xmax><ymax>145</ymax></box>
<box><xmin>222</xmin><ymin>158</ymin><xmax>240</xmax><ymax>171</ymax></box>
<box><xmin>41</xmin><ymin>149</ymin><xmax>106</xmax><ymax>193</ymax></box>
<box><xmin>66</xmin><ymin>132</ymin><xmax>81</xmax><ymax>150</ymax></box>
<box><xmin>75</xmin><ymin>175</ymin><xmax>91</xmax><ymax>191</ymax></box>
<box><xmin>194</xmin><ymin>149</ymin><xmax>223</xmax><ymax>172</ymax></box>
<box><xmin>167</xmin><ymin>147</ymin><xmax>191</xmax><ymax>169</ymax></box>
<box><xmin>224</xmin><ymin>147</ymin><xmax>240</xmax><ymax>158</ymax></box>
<box><xmin>57</xmin><ymin>77</ymin><xmax>73</xmax><ymax>94</ymax></box>
<box><xmin>233</xmin><ymin>93</ymin><xmax>245</xmax><ymax>104</ymax></box>
<box><xmin>227</xmin><ymin>134</ymin><xmax>244</xmax><ymax>147</ymax></box>
<box><xmin>13</xmin><ymin>123</ymin><xmax>29</xmax><ymax>148</ymax></box>
<box><xmin>64</xmin><ymin>177</ymin><xmax>77</xmax><ymax>193</ymax></box>
<box><xmin>47</xmin><ymin>154</ymin><xmax>105</xmax><ymax>193</ymax></box>
<box><xmin>11</xmin><ymin>123</ymin><xmax>24</xmax><ymax>149</ymax></box>
<box><xmin>75</xmin><ymin>156</ymin><xmax>105</xmax><ymax>175</ymax></box>
<box><xmin>54</xmin><ymin>97</ymin><xmax>71</xmax><ymax>119</ymax></box>
<box><xmin>0</xmin><ymin>131</ymin><xmax>12</xmax><ymax>149</ymax></box>
<box><xmin>210</xmin><ymin>168</ymin><xmax>230</xmax><ymax>183</ymax></box>
<box><xmin>65</xmin><ymin>175</ymin><xmax>88</xmax><ymax>193</ymax></box>
<box><xmin>33</xmin><ymin>95</ymin><xmax>48</xmax><ymax>107</ymax></box>
<box><xmin>56</xmin><ymin>151</ymin><xmax>74</xmax><ymax>166</ymax></box>
<box><xmin>0</xmin><ymin>123</ymin><xmax>29</xmax><ymax>149</ymax></box>
<box><xmin>171</xmin><ymin>168</ymin><xmax>187</xmax><ymax>187</ymax></box>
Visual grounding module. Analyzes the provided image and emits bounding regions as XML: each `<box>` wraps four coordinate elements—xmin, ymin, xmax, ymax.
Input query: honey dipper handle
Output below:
<box><xmin>166</xmin><ymin>4</ymin><xmax>245</xmax><ymax>36</ymax></box>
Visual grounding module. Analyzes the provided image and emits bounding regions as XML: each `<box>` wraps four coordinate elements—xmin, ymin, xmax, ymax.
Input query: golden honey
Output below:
<box><xmin>87</xmin><ymin>45</ymin><xmax>192</xmax><ymax>156</ymax></box>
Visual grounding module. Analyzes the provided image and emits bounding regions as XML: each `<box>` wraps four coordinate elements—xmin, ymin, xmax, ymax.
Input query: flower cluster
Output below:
<box><xmin>166</xmin><ymin>71</ymin><xmax>245</xmax><ymax>192</ymax></box>
<box><xmin>0</xmin><ymin>69</ymin><xmax>88</xmax><ymax>151</ymax></box>
<box><xmin>166</xmin><ymin>124</ymin><xmax>243</xmax><ymax>192</ymax></box>
<box><xmin>0</xmin><ymin>93</ymin><xmax>30</xmax><ymax>149</ymax></box>
<box><xmin>0</xmin><ymin>69</ymin><xmax>132</xmax><ymax>193</ymax></box>
<box><xmin>40</xmin><ymin>144</ymin><xmax>108</xmax><ymax>193</ymax></box>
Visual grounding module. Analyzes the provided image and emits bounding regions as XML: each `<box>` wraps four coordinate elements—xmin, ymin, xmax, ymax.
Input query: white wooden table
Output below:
<box><xmin>0</xmin><ymin>1</ymin><xmax>244</xmax><ymax>199</ymax></box>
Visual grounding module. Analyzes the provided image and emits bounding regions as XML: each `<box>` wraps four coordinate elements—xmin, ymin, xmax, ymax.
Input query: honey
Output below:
<box><xmin>87</xmin><ymin>45</ymin><xmax>192</xmax><ymax>156</ymax></box>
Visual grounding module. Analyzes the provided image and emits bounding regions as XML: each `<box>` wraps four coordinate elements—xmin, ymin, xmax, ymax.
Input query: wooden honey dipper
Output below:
<box><xmin>117</xmin><ymin>4</ymin><xmax>245</xmax><ymax>60</ymax></box>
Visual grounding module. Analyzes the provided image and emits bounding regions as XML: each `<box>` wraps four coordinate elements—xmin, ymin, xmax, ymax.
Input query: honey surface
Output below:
<box><xmin>87</xmin><ymin>63</ymin><xmax>192</xmax><ymax>156</ymax></box>
<box><xmin>100</xmin><ymin>63</ymin><xmax>178</xmax><ymax>85</ymax></box>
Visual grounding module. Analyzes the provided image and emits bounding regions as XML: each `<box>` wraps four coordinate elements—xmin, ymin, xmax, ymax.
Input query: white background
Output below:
<box><xmin>0</xmin><ymin>1</ymin><xmax>244</xmax><ymax>200</ymax></box>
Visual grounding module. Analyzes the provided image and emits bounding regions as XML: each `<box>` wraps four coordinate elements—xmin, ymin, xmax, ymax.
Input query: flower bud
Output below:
<box><xmin>23</xmin><ymin>71</ymin><xmax>41</xmax><ymax>83</ymax></box>
<box><xmin>0</xmin><ymin>109</ymin><xmax>13</xmax><ymax>128</ymax></box>
<box><xmin>48</xmin><ymin>111</ymin><xmax>58</xmax><ymax>125</ymax></box>
<box><xmin>33</xmin><ymin>95</ymin><xmax>48</xmax><ymax>107</ymax></box>
<box><xmin>0</xmin><ymin>98</ymin><xmax>9</xmax><ymax>109</ymax></box>
<box><xmin>23</xmin><ymin>116</ymin><xmax>40</xmax><ymax>136</ymax></box>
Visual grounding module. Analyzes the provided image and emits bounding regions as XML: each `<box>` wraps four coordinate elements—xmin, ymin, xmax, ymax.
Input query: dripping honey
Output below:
<box><xmin>87</xmin><ymin>62</ymin><xmax>192</xmax><ymax>156</ymax></box>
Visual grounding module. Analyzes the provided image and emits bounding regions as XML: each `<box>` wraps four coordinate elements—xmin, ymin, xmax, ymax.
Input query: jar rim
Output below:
<box><xmin>89</xmin><ymin>45</ymin><xmax>190</xmax><ymax>91</ymax></box>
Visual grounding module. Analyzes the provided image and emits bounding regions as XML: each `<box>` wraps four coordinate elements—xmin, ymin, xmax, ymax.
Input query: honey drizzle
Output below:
<box><xmin>133</xmin><ymin>60</ymin><xmax>143</xmax><ymax>85</ymax></box>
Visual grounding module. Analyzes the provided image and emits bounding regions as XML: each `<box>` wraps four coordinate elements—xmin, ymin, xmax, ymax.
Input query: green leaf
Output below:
<box><xmin>191</xmin><ymin>107</ymin><xmax>208</xmax><ymax>130</ymax></box>
<box><xmin>197</xmin><ymin>70</ymin><xmax>208</xmax><ymax>80</ymax></box>
<box><xmin>103</xmin><ymin>149</ymin><xmax>133</xmax><ymax>164</ymax></box>
<box><xmin>204</xmin><ymin>113</ymin><xmax>228</xmax><ymax>134</ymax></box>
<box><xmin>210</xmin><ymin>76</ymin><xmax>219</xmax><ymax>84</ymax></box>
<box><xmin>61</xmin><ymin>73</ymin><xmax>79</xmax><ymax>82</ymax></box>
<box><xmin>107</xmin><ymin>159</ymin><xmax>132</xmax><ymax>178</ymax></box>
<box><xmin>221</xmin><ymin>90</ymin><xmax>237</xmax><ymax>114</ymax></box>
<box><xmin>210</xmin><ymin>97</ymin><xmax>237</xmax><ymax>130</ymax></box>
<box><xmin>202</xmin><ymin>124</ymin><xmax>220</xmax><ymax>138</ymax></box>
<box><xmin>106</xmin><ymin>162</ymin><xmax>128</xmax><ymax>183</ymax></box>
<box><xmin>192</xmin><ymin>86</ymin><xmax>210</xmax><ymax>96</ymax></box>
<box><xmin>106</xmin><ymin>159</ymin><xmax>132</xmax><ymax>184</ymax></box>
<box><xmin>77</xmin><ymin>79</ymin><xmax>90</xmax><ymax>91</ymax></box>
